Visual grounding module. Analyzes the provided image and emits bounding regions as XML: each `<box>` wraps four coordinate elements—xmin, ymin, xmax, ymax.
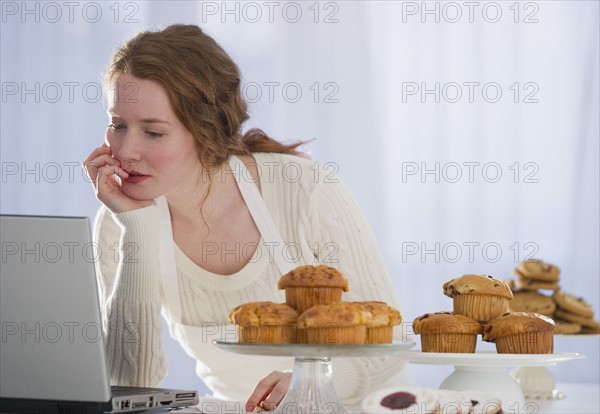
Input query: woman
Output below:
<box><xmin>85</xmin><ymin>24</ymin><xmax>408</xmax><ymax>412</ymax></box>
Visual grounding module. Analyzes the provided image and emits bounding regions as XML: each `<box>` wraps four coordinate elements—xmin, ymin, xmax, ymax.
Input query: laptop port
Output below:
<box><xmin>120</xmin><ymin>400</ymin><xmax>131</xmax><ymax>409</ymax></box>
<box><xmin>176</xmin><ymin>393</ymin><xmax>196</xmax><ymax>399</ymax></box>
<box><xmin>149</xmin><ymin>396</ymin><xmax>155</xmax><ymax>407</ymax></box>
<box><xmin>132</xmin><ymin>402</ymin><xmax>147</xmax><ymax>409</ymax></box>
<box><xmin>160</xmin><ymin>400</ymin><xmax>173</xmax><ymax>406</ymax></box>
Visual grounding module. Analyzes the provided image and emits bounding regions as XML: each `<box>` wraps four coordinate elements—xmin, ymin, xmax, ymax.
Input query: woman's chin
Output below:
<box><xmin>121</xmin><ymin>187</ymin><xmax>159</xmax><ymax>202</ymax></box>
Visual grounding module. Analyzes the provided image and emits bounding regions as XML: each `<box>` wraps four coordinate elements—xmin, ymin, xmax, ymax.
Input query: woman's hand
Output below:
<box><xmin>245</xmin><ymin>371</ymin><xmax>291</xmax><ymax>412</ymax></box>
<box><xmin>83</xmin><ymin>143</ymin><xmax>154</xmax><ymax>213</ymax></box>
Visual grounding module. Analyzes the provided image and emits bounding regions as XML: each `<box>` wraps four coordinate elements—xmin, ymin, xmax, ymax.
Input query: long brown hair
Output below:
<box><xmin>105</xmin><ymin>24</ymin><xmax>306</xmax><ymax>169</ymax></box>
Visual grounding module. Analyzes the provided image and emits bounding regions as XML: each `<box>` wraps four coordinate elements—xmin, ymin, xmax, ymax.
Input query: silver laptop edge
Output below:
<box><xmin>0</xmin><ymin>214</ymin><xmax>198</xmax><ymax>413</ymax></box>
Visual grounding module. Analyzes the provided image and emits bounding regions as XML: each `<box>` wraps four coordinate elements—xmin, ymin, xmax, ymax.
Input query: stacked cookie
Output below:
<box><xmin>229</xmin><ymin>265</ymin><xmax>402</xmax><ymax>345</ymax></box>
<box><xmin>508</xmin><ymin>259</ymin><xmax>600</xmax><ymax>334</ymax></box>
<box><xmin>413</xmin><ymin>274</ymin><xmax>555</xmax><ymax>354</ymax></box>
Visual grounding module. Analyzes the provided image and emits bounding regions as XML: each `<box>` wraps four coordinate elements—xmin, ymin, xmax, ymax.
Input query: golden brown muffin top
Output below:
<box><xmin>278</xmin><ymin>265</ymin><xmax>349</xmax><ymax>291</ymax></box>
<box><xmin>356</xmin><ymin>301</ymin><xmax>402</xmax><ymax>327</ymax></box>
<box><xmin>482</xmin><ymin>312</ymin><xmax>555</xmax><ymax>341</ymax></box>
<box><xmin>229</xmin><ymin>302</ymin><xmax>299</xmax><ymax>325</ymax></box>
<box><xmin>443</xmin><ymin>274</ymin><xmax>513</xmax><ymax>299</ymax></box>
<box><xmin>297</xmin><ymin>302</ymin><xmax>372</xmax><ymax>329</ymax></box>
<box><xmin>412</xmin><ymin>312</ymin><xmax>483</xmax><ymax>335</ymax></box>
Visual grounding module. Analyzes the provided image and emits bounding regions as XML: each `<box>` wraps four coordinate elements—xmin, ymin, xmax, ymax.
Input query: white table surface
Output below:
<box><xmin>169</xmin><ymin>382</ymin><xmax>600</xmax><ymax>413</ymax></box>
<box><xmin>528</xmin><ymin>382</ymin><xmax>600</xmax><ymax>414</ymax></box>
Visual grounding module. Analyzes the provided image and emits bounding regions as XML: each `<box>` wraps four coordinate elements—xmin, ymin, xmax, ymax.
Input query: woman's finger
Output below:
<box><xmin>245</xmin><ymin>371</ymin><xmax>291</xmax><ymax>412</ymax></box>
<box><xmin>95</xmin><ymin>164</ymin><xmax>121</xmax><ymax>193</ymax></box>
<box><xmin>84</xmin><ymin>155</ymin><xmax>124</xmax><ymax>186</ymax></box>
<box><xmin>83</xmin><ymin>145</ymin><xmax>111</xmax><ymax>167</ymax></box>
<box><xmin>258</xmin><ymin>376</ymin><xmax>291</xmax><ymax>411</ymax></box>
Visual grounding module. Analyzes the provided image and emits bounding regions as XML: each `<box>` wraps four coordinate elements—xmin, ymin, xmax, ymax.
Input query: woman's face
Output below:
<box><xmin>105</xmin><ymin>73</ymin><xmax>201</xmax><ymax>201</ymax></box>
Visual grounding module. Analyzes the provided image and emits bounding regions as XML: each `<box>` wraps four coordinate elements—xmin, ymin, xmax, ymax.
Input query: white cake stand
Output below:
<box><xmin>396</xmin><ymin>351</ymin><xmax>584</xmax><ymax>414</ymax></box>
<box><xmin>511</xmin><ymin>334</ymin><xmax>599</xmax><ymax>400</ymax></box>
<box><xmin>213</xmin><ymin>340</ymin><xmax>415</xmax><ymax>413</ymax></box>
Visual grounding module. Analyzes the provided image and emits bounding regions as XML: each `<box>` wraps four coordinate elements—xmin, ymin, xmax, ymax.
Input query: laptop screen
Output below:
<box><xmin>1</xmin><ymin>215</ymin><xmax>112</xmax><ymax>403</ymax></box>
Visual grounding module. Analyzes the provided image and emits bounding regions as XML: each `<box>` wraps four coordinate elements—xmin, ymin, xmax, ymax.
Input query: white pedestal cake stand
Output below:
<box><xmin>213</xmin><ymin>340</ymin><xmax>415</xmax><ymax>414</ymax></box>
<box><xmin>396</xmin><ymin>351</ymin><xmax>584</xmax><ymax>414</ymax></box>
<box><xmin>511</xmin><ymin>334</ymin><xmax>599</xmax><ymax>400</ymax></box>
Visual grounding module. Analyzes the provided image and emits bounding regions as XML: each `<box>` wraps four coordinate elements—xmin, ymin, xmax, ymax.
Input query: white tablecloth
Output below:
<box><xmin>530</xmin><ymin>382</ymin><xmax>600</xmax><ymax>414</ymax></box>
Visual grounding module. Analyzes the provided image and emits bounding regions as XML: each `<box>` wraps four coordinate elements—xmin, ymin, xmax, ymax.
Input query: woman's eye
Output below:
<box><xmin>108</xmin><ymin>123</ymin><xmax>125</xmax><ymax>131</ymax></box>
<box><xmin>145</xmin><ymin>130</ymin><xmax>164</xmax><ymax>138</ymax></box>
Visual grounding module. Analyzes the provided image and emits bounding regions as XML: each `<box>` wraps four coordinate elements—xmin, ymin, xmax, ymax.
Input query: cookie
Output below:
<box><xmin>552</xmin><ymin>290</ymin><xmax>594</xmax><ymax>318</ymax></box>
<box><xmin>509</xmin><ymin>291</ymin><xmax>556</xmax><ymax>316</ymax></box>
<box><xmin>580</xmin><ymin>325</ymin><xmax>600</xmax><ymax>334</ymax></box>
<box><xmin>515</xmin><ymin>277</ymin><xmax>559</xmax><ymax>291</ymax></box>
<box><xmin>516</xmin><ymin>259</ymin><xmax>560</xmax><ymax>282</ymax></box>
<box><xmin>553</xmin><ymin>319</ymin><xmax>582</xmax><ymax>334</ymax></box>
<box><xmin>554</xmin><ymin>309</ymin><xmax>600</xmax><ymax>329</ymax></box>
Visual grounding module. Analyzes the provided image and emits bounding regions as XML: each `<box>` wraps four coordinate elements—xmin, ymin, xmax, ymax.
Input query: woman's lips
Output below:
<box><xmin>123</xmin><ymin>170</ymin><xmax>149</xmax><ymax>184</ymax></box>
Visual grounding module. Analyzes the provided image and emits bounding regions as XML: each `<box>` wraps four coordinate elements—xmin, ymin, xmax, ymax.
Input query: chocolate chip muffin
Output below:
<box><xmin>443</xmin><ymin>274</ymin><xmax>513</xmax><ymax>322</ymax></box>
<box><xmin>483</xmin><ymin>312</ymin><xmax>555</xmax><ymax>354</ymax></box>
<box><xmin>413</xmin><ymin>312</ymin><xmax>483</xmax><ymax>353</ymax></box>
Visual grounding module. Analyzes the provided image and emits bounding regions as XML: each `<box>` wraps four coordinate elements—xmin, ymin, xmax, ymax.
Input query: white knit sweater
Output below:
<box><xmin>93</xmin><ymin>152</ymin><xmax>408</xmax><ymax>407</ymax></box>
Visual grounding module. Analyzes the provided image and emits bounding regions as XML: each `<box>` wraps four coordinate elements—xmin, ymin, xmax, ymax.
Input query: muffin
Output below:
<box><xmin>412</xmin><ymin>312</ymin><xmax>483</xmax><ymax>353</ymax></box>
<box><xmin>443</xmin><ymin>274</ymin><xmax>513</xmax><ymax>322</ymax></box>
<box><xmin>278</xmin><ymin>265</ymin><xmax>349</xmax><ymax>313</ymax></box>
<box><xmin>356</xmin><ymin>301</ymin><xmax>402</xmax><ymax>344</ymax></box>
<box><xmin>482</xmin><ymin>312</ymin><xmax>555</xmax><ymax>354</ymax></box>
<box><xmin>297</xmin><ymin>302</ymin><xmax>372</xmax><ymax>344</ymax></box>
<box><xmin>228</xmin><ymin>302</ymin><xmax>298</xmax><ymax>343</ymax></box>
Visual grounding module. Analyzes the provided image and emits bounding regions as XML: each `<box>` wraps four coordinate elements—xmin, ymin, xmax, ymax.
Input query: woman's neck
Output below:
<box><xmin>165</xmin><ymin>160</ymin><xmax>240</xmax><ymax>225</ymax></box>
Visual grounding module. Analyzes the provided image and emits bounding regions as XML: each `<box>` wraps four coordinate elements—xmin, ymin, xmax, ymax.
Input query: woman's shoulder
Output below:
<box><xmin>252</xmin><ymin>152</ymin><xmax>340</xmax><ymax>188</ymax></box>
<box><xmin>252</xmin><ymin>151</ymin><xmax>313</xmax><ymax>168</ymax></box>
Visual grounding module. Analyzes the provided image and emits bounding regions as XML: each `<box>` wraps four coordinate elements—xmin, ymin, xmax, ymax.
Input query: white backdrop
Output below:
<box><xmin>1</xmin><ymin>0</ymin><xmax>598</xmax><ymax>394</ymax></box>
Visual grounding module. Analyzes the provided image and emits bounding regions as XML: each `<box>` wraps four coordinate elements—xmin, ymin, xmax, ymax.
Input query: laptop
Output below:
<box><xmin>0</xmin><ymin>214</ymin><xmax>200</xmax><ymax>413</ymax></box>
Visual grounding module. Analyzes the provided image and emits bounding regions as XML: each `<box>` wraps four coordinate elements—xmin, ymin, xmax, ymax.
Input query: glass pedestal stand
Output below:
<box><xmin>212</xmin><ymin>341</ymin><xmax>415</xmax><ymax>414</ymax></box>
<box><xmin>275</xmin><ymin>357</ymin><xmax>344</xmax><ymax>414</ymax></box>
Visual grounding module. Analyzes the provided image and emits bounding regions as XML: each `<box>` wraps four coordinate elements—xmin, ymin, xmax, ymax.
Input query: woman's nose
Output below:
<box><xmin>114</xmin><ymin>133</ymin><xmax>142</xmax><ymax>169</ymax></box>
